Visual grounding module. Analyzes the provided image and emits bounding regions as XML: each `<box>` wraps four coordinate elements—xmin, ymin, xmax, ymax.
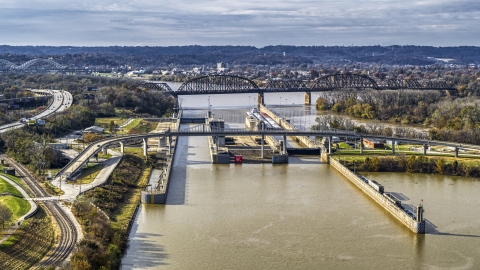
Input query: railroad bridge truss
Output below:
<box><xmin>141</xmin><ymin>74</ymin><xmax>456</xmax><ymax>105</ymax></box>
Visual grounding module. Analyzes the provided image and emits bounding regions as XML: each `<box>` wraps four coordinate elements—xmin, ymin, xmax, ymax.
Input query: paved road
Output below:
<box><xmin>29</xmin><ymin>149</ymin><xmax>123</xmax><ymax>201</ymax></box>
<box><xmin>0</xmin><ymin>89</ymin><xmax>72</xmax><ymax>133</ymax></box>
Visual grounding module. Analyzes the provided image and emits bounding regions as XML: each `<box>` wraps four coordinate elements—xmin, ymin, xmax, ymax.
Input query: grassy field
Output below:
<box><xmin>119</xmin><ymin>118</ymin><xmax>142</xmax><ymax>133</ymax></box>
<box><xmin>110</xmin><ymin>159</ymin><xmax>151</xmax><ymax>231</ymax></box>
<box><xmin>123</xmin><ymin>147</ymin><xmax>145</xmax><ymax>155</ymax></box>
<box><xmin>98</xmin><ymin>153</ymin><xmax>112</xmax><ymax>159</ymax></box>
<box><xmin>0</xmin><ymin>177</ymin><xmax>31</xmax><ymax>231</ymax></box>
<box><xmin>0</xmin><ymin>196</ymin><xmax>31</xmax><ymax>224</ymax></box>
<box><xmin>95</xmin><ymin>117</ymin><xmax>126</xmax><ymax>130</ymax></box>
<box><xmin>0</xmin><ymin>178</ymin><xmax>23</xmax><ymax>197</ymax></box>
<box><xmin>0</xmin><ymin>165</ymin><xmax>31</xmax><ymax>195</ymax></box>
<box><xmin>70</xmin><ymin>164</ymin><xmax>105</xmax><ymax>185</ymax></box>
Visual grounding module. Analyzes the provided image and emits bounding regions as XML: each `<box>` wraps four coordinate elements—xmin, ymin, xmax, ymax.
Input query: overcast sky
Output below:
<box><xmin>1</xmin><ymin>0</ymin><xmax>479</xmax><ymax>47</ymax></box>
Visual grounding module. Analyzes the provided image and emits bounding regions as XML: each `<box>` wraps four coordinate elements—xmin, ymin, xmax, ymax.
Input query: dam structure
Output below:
<box><xmin>320</xmin><ymin>150</ymin><xmax>425</xmax><ymax>234</ymax></box>
<box><xmin>140</xmin><ymin>107</ymin><xmax>426</xmax><ymax>235</ymax></box>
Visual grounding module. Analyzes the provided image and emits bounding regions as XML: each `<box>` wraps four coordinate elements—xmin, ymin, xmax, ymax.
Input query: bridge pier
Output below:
<box><xmin>143</xmin><ymin>138</ymin><xmax>148</xmax><ymax>156</ymax></box>
<box><xmin>261</xmin><ymin>134</ymin><xmax>265</xmax><ymax>158</ymax></box>
<box><xmin>103</xmin><ymin>147</ymin><xmax>108</xmax><ymax>155</ymax></box>
<box><xmin>328</xmin><ymin>136</ymin><xmax>332</xmax><ymax>154</ymax></box>
<box><xmin>258</xmin><ymin>92</ymin><xmax>264</xmax><ymax>106</ymax></box>
<box><xmin>359</xmin><ymin>137</ymin><xmax>363</xmax><ymax>154</ymax></box>
<box><xmin>392</xmin><ymin>141</ymin><xmax>396</xmax><ymax>155</ymax></box>
<box><xmin>168</xmin><ymin>136</ymin><xmax>172</xmax><ymax>155</ymax></box>
<box><xmin>283</xmin><ymin>135</ymin><xmax>287</xmax><ymax>154</ymax></box>
<box><xmin>158</xmin><ymin>136</ymin><xmax>163</xmax><ymax>149</ymax></box>
<box><xmin>304</xmin><ymin>91</ymin><xmax>311</xmax><ymax>105</ymax></box>
<box><xmin>423</xmin><ymin>144</ymin><xmax>428</xmax><ymax>156</ymax></box>
<box><xmin>455</xmin><ymin>147</ymin><xmax>459</xmax><ymax>158</ymax></box>
<box><xmin>119</xmin><ymin>142</ymin><xmax>124</xmax><ymax>153</ymax></box>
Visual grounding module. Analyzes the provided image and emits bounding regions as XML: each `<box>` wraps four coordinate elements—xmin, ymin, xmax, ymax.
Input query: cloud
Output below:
<box><xmin>0</xmin><ymin>0</ymin><xmax>479</xmax><ymax>46</ymax></box>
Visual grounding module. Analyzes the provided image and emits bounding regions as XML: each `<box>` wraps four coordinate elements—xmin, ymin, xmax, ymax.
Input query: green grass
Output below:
<box><xmin>123</xmin><ymin>147</ymin><xmax>145</xmax><ymax>155</ymax></box>
<box><xmin>0</xmin><ymin>197</ymin><xmax>31</xmax><ymax>223</ymax></box>
<box><xmin>70</xmin><ymin>164</ymin><xmax>104</xmax><ymax>185</ymax></box>
<box><xmin>0</xmin><ymin>235</ymin><xmax>19</xmax><ymax>249</ymax></box>
<box><xmin>95</xmin><ymin>117</ymin><xmax>125</xmax><ymax>130</ymax></box>
<box><xmin>117</xmin><ymin>118</ymin><xmax>143</xmax><ymax>134</ymax></box>
<box><xmin>97</xmin><ymin>153</ymin><xmax>112</xmax><ymax>159</ymax></box>
<box><xmin>95</xmin><ymin>117</ymin><xmax>123</xmax><ymax>125</ymax></box>
<box><xmin>44</xmin><ymin>181</ymin><xmax>64</xmax><ymax>196</ymax></box>
<box><xmin>110</xmin><ymin>164</ymin><xmax>151</xmax><ymax>231</ymax></box>
<box><xmin>0</xmin><ymin>178</ymin><xmax>23</xmax><ymax>198</ymax></box>
<box><xmin>333</xmin><ymin>152</ymin><xmax>480</xmax><ymax>166</ymax></box>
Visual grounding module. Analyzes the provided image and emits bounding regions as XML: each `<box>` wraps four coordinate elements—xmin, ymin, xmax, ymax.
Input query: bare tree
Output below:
<box><xmin>0</xmin><ymin>204</ymin><xmax>13</xmax><ymax>228</ymax></box>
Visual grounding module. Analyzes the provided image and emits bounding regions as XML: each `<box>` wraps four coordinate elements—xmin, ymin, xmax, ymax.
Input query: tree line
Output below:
<box><xmin>314</xmin><ymin>90</ymin><xmax>480</xmax><ymax>144</ymax></box>
<box><xmin>345</xmin><ymin>156</ymin><xmax>480</xmax><ymax>177</ymax></box>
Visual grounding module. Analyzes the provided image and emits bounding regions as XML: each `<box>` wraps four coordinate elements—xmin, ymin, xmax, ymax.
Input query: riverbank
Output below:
<box><xmin>334</xmin><ymin>153</ymin><xmax>480</xmax><ymax>178</ymax></box>
<box><xmin>67</xmin><ymin>154</ymin><xmax>151</xmax><ymax>269</ymax></box>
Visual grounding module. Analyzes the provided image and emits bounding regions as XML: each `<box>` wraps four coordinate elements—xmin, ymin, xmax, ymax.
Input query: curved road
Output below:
<box><xmin>0</xmin><ymin>89</ymin><xmax>72</xmax><ymax>133</ymax></box>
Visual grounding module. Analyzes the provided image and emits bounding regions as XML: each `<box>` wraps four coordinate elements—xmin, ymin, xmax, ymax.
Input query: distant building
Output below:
<box><xmin>83</xmin><ymin>126</ymin><xmax>104</xmax><ymax>134</ymax></box>
<box><xmin>363</xmin><ymin>138</ymin><xmax>384</xmax><ymax>149</ymax></box>
<box><xmin>217</xmin><ymin>62</ymin><xmax>227</xmax><ymax>72</ymax></box>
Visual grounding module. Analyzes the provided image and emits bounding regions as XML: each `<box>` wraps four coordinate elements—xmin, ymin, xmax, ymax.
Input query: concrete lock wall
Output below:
<box><xmin>141</xmin><ymin>191</ymin><xmax>166</xmax><ymax>204</ymax></box>
<box><xmin>141</xmin><ymin>113</ymin><xmax>181</xmax><ymax>204</ymax></box>
<box><xmin>327</xmin><ymin>156</ymin><xmax>425</xmax><ymax>234</ymax></box>
<box><xmin>264</xmin><ymin>135</ymin><xmax>278</xmax><ymax>151</ymax></box>
<box><xmin>208</xmin><ymin>135</ymin><xmax>230</xmax><ymax>164</ymax></box>
<box><xmin>259</xmin><ymin>104</ymin><xmax>317</xmax><ymax>148</ymax></box>
<box><xmin>272</xmin><ymin>155</ymin><xmax>288</xmax><ymax>164</ymax></box>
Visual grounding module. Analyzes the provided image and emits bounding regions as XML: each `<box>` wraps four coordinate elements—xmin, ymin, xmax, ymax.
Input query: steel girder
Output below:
<box><xmin>177</xmin><ymin>74</ymin><xmax>259</xmax><ymax>93</ymax></box>
<box><xmin>139</xmin><ymin>81</ymin><xmax>173</xmax><ymax>92</ymax></box>
<box><xmin>310</xmin><ymin>74</ymin><xmax>379</xmax><ymax>90</ymax></box>
<box><xmin>263</xmin><ymin>80</ymin><xmax>309</xmax><ymax>92</ymax></box>
<box><xmin>165</xmin><ymin>74</ymin><xmax>453</xmax><ymax>96</ymax></box>
<box><xmin>384</xmin><ymin>79</ymin><xmax>449</xmax><ymax>89</ymax></box>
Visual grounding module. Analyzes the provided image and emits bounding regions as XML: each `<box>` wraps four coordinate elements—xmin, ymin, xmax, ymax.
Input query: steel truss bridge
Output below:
<box><xmin>139</xmin><ymin>74</ymin><xmax>456</xmax><ymax>104</ymax></box>
<box><xmin>142</xmin><ymin>74</ymin><xmax>453</xmax><ymax>94</ymax></box>
<box><xmin>0</xmin><ymin>59</ymin><xmax>67</xmax><ymax>70</ymax></box>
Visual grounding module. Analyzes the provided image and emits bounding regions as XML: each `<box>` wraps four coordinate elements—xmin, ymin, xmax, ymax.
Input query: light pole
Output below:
<box><xmin>304</xmin><ymin>110</ymin><xmax>307</xmax><ymax>130</ymax></box>
<box><xmin>249</xmin><ymin>96</ymin><xmax>251</xmax><ymax>109</ymax></box>
<box><xmin>307</xmin><ymin>112</ymin><xmax>311</xmax><ymax>130</ymax></box>
<box><xmin>207</xmin><ymin>96</ymin><xmax>210</xmax><ymax>118</ymax></box>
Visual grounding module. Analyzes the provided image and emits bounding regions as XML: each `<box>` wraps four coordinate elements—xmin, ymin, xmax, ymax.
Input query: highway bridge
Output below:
<box><xmin>54</xmin><ymin>123</ymin><xmax>475</xmax><ymax>181</ymax></box>
<box><xmin>0</xmin><ymin>59</ymin><xmax>67</xmax><ymax>70</ymax></box>
<box><xmin>140</xmin><ymin>74</ymin><xmax>455</xmax><ymax>105</ymax></box>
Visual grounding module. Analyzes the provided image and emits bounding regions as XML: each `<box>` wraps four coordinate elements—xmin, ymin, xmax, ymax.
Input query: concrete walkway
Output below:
<box><xmin>0</xmin><ymin>175</ymin><xmax>39</xmax><ymax>244</ymax></box>
<box><xmin>36</xmin><ymin>149</ymin><xmax>123</xmax><ymax>201</ymax></box>
<box><xmin>119</xmin><ymin>118</ymin><xmax>135</xmax><ymax>128</ymax></box>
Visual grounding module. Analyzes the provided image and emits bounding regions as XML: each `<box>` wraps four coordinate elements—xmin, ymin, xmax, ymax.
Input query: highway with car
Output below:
<box><xmin>0</xmin><ymin>89</ymin><xmax>72</xmax><ymax>133</ymax></box>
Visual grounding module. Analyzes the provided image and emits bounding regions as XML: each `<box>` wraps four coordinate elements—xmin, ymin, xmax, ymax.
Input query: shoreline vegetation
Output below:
<box><xmin>333</xmin><ymin>154</ymin><xmax>480</xmax><ymax>178</ymax></box>
<box><xmin>67</xmin><ymin>153</ymin><xmax>151</xmax><ymax>269</ymax></box>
